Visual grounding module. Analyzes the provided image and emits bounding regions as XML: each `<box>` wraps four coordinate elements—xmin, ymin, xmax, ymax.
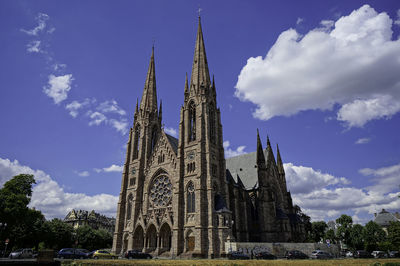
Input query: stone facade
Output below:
<box><xmin>112</xmin><ymin>17</ymin><xmax>306</xmax><ymax>258</ymax></box>
<box><xmin>64</xmin><ymin>209</ymin><xmax>116</xmax><ymax>234</ymax></box>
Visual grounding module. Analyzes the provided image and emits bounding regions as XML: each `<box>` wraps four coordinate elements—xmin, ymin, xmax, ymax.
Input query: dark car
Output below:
<box><xmin>254</xmin><ymin>251</ymin><xmax>276</xmax><ymax>260</ymax></box>
<box><xmin>310</xmin><ymin>250</ymin><xmax>333</xmax><ymax>259</ymax></box>
<box><xmin>389</xmin><ymin>251</ymin><xmax>400</xmax><ymax>258</ymax></box>
<box><xmin>285</xmin><ymin>250</ymin><xmax>309</xmax><ymax>259</ymax></box>
<box><xmin>228</xmin><ymin>251</ymin><xmax>250</xmax><ymax>260</ymax></box>
<box><xmin>57</xmin><ymin>248</ymin><xmax>90</xmax><ymax>259</ymax></box>
<box><xmin>353</xmin><ymin>250</ymin><xmax>373</xmax><ymax>258</ymax></box>
<box><xmin>125</xmin><ymin>249</ymin><xmax>152</xmax><ymax>259</ymax></box>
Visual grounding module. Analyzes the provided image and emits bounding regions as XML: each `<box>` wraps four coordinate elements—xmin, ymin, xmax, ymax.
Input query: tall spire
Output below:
<box><xmin>256</xmin><ymin>129</ymin><xmax>266</xmax><ymax>167</ymax></box>
<box><xmin>140</xmin><ymin>47</ymin><xmax>158</xmax><ymax>113</ymax></box>
<box><xmin>276</xmin><ymin>144</ymin><xmax>285</xmax><ymax>175</ymax></box>
<box><xmin>184</xmin><ymin>73</ymin><xmax>189</xmax><ymax>100</ymax></box>
<box><xmin>190</xmin><ymin>16</ymin><xmax>211</xmax><ymax>91</ymax></box>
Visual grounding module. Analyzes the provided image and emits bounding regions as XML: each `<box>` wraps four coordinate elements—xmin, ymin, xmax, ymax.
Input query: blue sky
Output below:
<box><xmin>0</xmin><ymin>0</ymin><xmax>399</xmax><ymax>224</ymax></box>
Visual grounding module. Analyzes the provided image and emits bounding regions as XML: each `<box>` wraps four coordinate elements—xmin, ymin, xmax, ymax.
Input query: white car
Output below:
<box><xmin>345</xmin><ymin>251</ymin><xmax>353</xmax><ymax>257</ymax></box>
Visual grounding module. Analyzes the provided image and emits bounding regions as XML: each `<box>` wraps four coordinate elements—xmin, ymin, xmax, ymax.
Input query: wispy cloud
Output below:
<box><xmin>97</xmin><ymin>100</ymin><xmax>126</xmax><ymax>116</ymax></box>
<box><xmin>296</xmin><ymin>17</ymin><xmax>304</xmax><ymax>25</ymax></box>
<box><xmin>355</xmin><ymin>137</ymin><xmax>371</xmax><ymax>145</ymax></box>
<box><xmin>65</xmin><ymin>98</ymin><xmax>95</xmax><ymax>118</ymax></box>
<box><xmin>164</xmin><ymin>127</ymin><xmax>178</xmax><ymax>137</ymax></box>
<box><xmin>20</xmin><ymin>13</ymin><xmax>50</xmax><ymax>36</ymax></box>
<box><xmin>75</xmin><ymin>170</ymin><xmax>89</xmax><ymax>177</ymax></box>
<box><xmin>94</xmin><ymin>164</ymin><xmax>123</xmax><ymax>173</ymax></box>
<box><xmin>26</xmin><ymin>40</ymin><xmax>41</xmax><ymax>53</ymax></box>
<box><xmin>395</xmin><ymin>9</ymin><xmax>400</xmax><ymax>26</ymax></box>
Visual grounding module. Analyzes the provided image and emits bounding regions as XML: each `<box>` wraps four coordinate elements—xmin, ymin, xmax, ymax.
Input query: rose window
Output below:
<box><xmin>150</xmin><ymin>175</ymin><xmax>172</xmax><ymax>208</ymax></box>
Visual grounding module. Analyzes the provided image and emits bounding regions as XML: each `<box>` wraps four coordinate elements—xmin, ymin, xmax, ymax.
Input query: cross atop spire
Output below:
<box><xmin>140</xmin><ymin>47</ymin><xmax>158</xmax><ymax>113</ymax></box>
<box><xmin>190</xmin><ymin>16</ymin><xmax>211</xmax><ymax>91</ymax></box>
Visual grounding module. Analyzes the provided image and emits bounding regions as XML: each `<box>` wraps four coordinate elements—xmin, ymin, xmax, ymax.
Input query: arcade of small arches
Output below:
<box><xmin>123</xmin><ymin>223</ymin><xmax>173</xmax><ymax>254</ymax></box>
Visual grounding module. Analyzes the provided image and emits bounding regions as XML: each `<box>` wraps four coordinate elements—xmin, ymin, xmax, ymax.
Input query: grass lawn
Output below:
<box><xmin>61</xmin><ymin>258</ymin><xmax>400</xmax><ymax>266</ymax></box>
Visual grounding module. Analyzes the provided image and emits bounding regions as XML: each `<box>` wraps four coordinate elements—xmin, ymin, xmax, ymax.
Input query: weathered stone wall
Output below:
<box><xmin>226</xmin><ymin>242</ymin><xmax>340</xmax><ymax>258</ymax></box>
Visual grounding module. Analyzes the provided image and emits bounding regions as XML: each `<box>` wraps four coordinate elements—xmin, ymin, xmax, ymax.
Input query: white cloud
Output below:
<box><xmin>235</xmin><ymin>5</ymin><xmax>400</xmax><ymax>128</ymax></box>
<box><xmin>287</xmin><ymin>162</ymin><xmax>400</xmax><ymax>223</ymax></box>
<box><xmin>26</xmin><ymin>40</ymin><xmax>41</xmax><ymax>53</ymax></box>
<box><xmin>102</xmin><ymin>164</ymin><xmax>123</xmax><ymax>173</ymax></box>
<box><xmin>223</xmin><ymin>141</ymin><xmax>247</xmax><ymax>158</ymax></box>
<box><xmin>97</xmin><ymin>100</ymin><xmax>126</xmax><ymax>116</ymax></box>
<box><xmin>0</xmin><ymin>158</ymin><xmax>117</xmax><ymax>219</ymax></box>
<box><xmin>164</xmin><ymin>127</ymin><xmax>178</xmax><ymax>137</ymax></box>
<box><xmin>285</xmin><ymin>163</ymin><xmax>350</xmax><ymax>194</ymax></box>
<box><xmin>76</xmin><ymin>171</ymin><xmax>89</xmax><ymax>177</ymax></box>
<box><xmin>43</xmin><ymin>74</ymin><xmax>73</xmax><ymax>104</ymax></box>
<box><xmin>355</xmin><ymin>137</ymin><xmax>371</xmax><ymax>145</ymax></box>
<box><xmin>65</xmin><ymin>98</ymin><xmax>95</xmax><ymax>118</ymax></box>
<box><xmin>109</xmin><ymin>119</ymin><xmax>129</xmax><ymax>135</ymax></box>
<box><xmin>20</xmin><ymin>13</ymin><xmax>50</xmax><ymax>36</ymax></box>
<box><xmin>296</xmin><ymin>17</ymin><xmax>304</xmax><ymax>25</ymax></box>
<box><xmin>87</xmin><ymin>111</ymin><xmax>107</xmax><ymax>126</ymax></box>
<box><xmin>395</xmin><ymin>9</ymin><xmax>400</xmax><ymax>26</ymax></box>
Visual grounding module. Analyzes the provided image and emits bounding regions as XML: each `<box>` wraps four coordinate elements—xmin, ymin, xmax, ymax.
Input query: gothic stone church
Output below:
<box><xmin>112</xmin><ymin>18</ymin><xmax>305</xmax><ymax>258</ymax></box>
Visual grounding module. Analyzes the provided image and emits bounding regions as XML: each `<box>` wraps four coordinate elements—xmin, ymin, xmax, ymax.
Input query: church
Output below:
<box><xmin>112</xmin><ymin>17</ymin><xmax>306</xmax><ymax>258</ymax></box>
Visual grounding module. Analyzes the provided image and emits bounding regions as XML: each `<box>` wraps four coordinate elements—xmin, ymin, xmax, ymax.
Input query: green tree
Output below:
<box><xmin>363</xmin><ymin>221</ymin><xmax>386</xmax><ymax>252</ymax></box>
<box><xmin>311</xmin><ymin>221</ymin><xmax>327</xmax><ymax>242</ymax></box>
<box><xmin>388</xmin><ymin>221</ymin><xmax>400</xmax><ymax>250</ymax></box>
<box><xmin>349</xmin><ymin>224</ymin><xmax>364</xmax><ymax>250</ymax></box>
<box><xmin>324</xmin><ymin>229</ymin><xmax>337</xmax><ymax>244</ymax></box>
<box><xmin>0</xmin><ymin>174</ymin><xmax>45</xmax><ymax>250</ymax></box>
<box><xmin>42</xmin><ymin>218</ymin><xmax>74</xmax><ymax>250</ymax></box>
<box><xmin>336</xmin><ymin>214</ymin><xmax>353</xmax><ymax>246</ymax></box>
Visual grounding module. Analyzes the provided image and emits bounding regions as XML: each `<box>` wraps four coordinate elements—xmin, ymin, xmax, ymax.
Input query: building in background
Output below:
<box><xmin>64</xmin><ymin>209</ymin><xmax>116</xmax><ymax>234</ymax></box>
<box><xmin>374</xmin><ymin>209</ymin><xmax>400</xmax><ymax>233</ymax></box>
<box><xmin>112</xmin><ymin>17</ymin><xmax>306</xmax><ymax>258</ymax></box>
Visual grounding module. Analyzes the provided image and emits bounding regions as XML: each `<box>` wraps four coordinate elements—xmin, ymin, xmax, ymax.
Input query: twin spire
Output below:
<box><xmin>138</xmin><ymin>17</ymin><xmax>211</xmax><ymax>116</ymax></box>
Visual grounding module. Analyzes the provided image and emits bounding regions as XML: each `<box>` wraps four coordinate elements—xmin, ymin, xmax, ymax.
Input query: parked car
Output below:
<box><xmin>310</xmin><ymin>250</ymin><xmax>333</xmax><ymax>259</ymax></box>
<box><xmin>389</xmin><ymin>251</ymin><xmax>400</xmax><ymax>258</ymax></box>
<box><xmin>8</xmin><ymin>248</ymin><xmax>34</xmax><ymax>259</ymax></box>
<box><xmin>227</xmin><ymin>251</ymin><xmax>250</xmax><ymax>260</ymax></box>
<box><xmin>125</xmin><ymin>249</ymin><xmax>152</xmax><ymax>259</ymax></box>
<box><xmin>345</xmin><ymin>251</ymin><xmax>353</xmax><ymax>257</ymax></box>
<box><xmin>353</xmin><ymin>250</ymin><xmax>373</xmax><ymax>258</ymax></box>
<box><xmin>371</xmin><ymin>251</ymin><xmax>387</xmax><ymax>258</ymax></box>
<box><xmin>92</xmin><ymin>250</ymin><xmax>118</xmax><ymax>259</ymax></box>
<box><xmin>254</xmin><ymin>251</ymin><xmax>276</xmax><ymax>259</ymax></box>
<box><xmin>57</xmin><ymin>248</ymin><xmax>91</xmax><ymax>259</ymax></box>
<box><xmin>285</xmin><ymin>250</ymin><xmax>309</xmax><ymax>259</ymax></box>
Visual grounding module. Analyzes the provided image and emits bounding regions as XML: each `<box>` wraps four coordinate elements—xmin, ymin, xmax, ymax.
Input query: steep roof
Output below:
<box><xmin>225</xmin><ymin>149</ymin><xmax>269</xmax><ymax>189</ymax></box>
<box><xmin>165</xmin><ymin>134</ymin><xmax>178</xmax><ymax>154</ymax></box>
<box><xmin>374</xmin><ymin>209</ymin><xmax>400</xmax><ymax>227</ymax></box>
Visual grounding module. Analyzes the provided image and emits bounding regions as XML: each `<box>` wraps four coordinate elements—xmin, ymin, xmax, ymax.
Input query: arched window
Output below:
<box><xmin>187</xmin><ymin>182</ymin><xmax>195</xmax><ymax>213</ymax></box>
<box><xmin>188</xmin><ymin>102</ymin><xmax>196</xmax><ymax>141</ymax></box>
<box><xmin>151</xmin><ymin>126</ymin><xmax>158</xmax><ymax>153</ymax></box>
<box><xmin>133</xmin><ymin>125</ymin><xmax>141</xmax><ymax>160</ymax></box>
<box><xmin>126</xmin><ymin>194</ymin><xmax>133</xmax><ymax>220</ymax></box>
<box><xmin>209</xmin><ymin>106</ymin><xmax>216</xmax><ymax>144</ymax></box>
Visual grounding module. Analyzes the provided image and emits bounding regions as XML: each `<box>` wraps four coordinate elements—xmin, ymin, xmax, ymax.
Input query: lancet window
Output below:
<box><xmin>209</xmin><ymin>105</ymin><xmax>216</xmax><ymax>144</ymax></box>
<box><xmin>188</xmin><ymin>102</ymin><xmax>196</xmax><ymax>141</ymax></box>
<box><xmin>133</xmin><ymin>125</ymin><xmax>141</xmax><ymax>160</ymax></box>
<box><xmin>187</xmin><ymin>182</ymin><xmax>195</xmax><ymax>213</ymax></box>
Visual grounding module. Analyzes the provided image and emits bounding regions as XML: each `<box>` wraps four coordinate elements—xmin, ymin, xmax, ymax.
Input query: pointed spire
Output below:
<box><xmin>184</xmin><ymin>72</ymin><xmax>189</xmax><ymax>98</ymax></box>
<box><xmin>276</xmin><ymin>144</ymin><xmax>285</xmax><ymax>175</ymax></box>
<box><xmin>190</xmin><ymin>16</ymin><xmax>211</xmax><ymax>91</ymax></box>
<box><xmin>140</xmin><ymin>47</ymin><xmax>158</xmax><ymax>113</ymax></box>
<box><xmin>256</xmin><ymin>129</ymin><xmax>266</xmax><ymax>167</ymax></box>
<box><xmin>158</xmin><ymin>100</ymin><xmax>163</xmax><ymax>123</ymax></box>
<box><xmin>135</xmin><ymin>98</ymin><xmax>139</xmax><ymax>114</ymax></box>
<box><xmin>237</xmin><ymin>175</ymin><xmax>245</xmax><ymax>189</ymax></box>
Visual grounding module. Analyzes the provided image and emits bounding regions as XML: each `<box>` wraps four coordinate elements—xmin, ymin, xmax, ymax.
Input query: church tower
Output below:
<box><xmin>112</xmin><ymin>47</ymin><xmax>162</xmax><ymax>254</ymax></box>
<box><xmin>177</xmin><ymin>16</ymin><xmax>231</xmax><ymax>258</ymax></box>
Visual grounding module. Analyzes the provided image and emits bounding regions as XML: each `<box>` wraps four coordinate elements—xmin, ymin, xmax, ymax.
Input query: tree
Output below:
<box><xmin>336</xmin><ymin>214</ymin><xmax>353</xmax><ymax>246</ymax></box>
<box><xmin>363</xmin><ymin>221</ymin><xmax>386</xmax><ymax>252</ymax></box>
<box><xmin>311</xmin><ymin>221</ymin><xmax>327</xmax><ymax>242</ymax></box>
<box><xmin>42</xmin><ymin>219</ymin><xmax>74</xmax><ymax>250</ymax></box>
<box><xmin>0</xmin><ymin>174</ymin><xmax>45</xmax><ymax>250</ymax></box>
<box><xmin>324</xmin><ymin>229</ymin><xmax>337</xmax><ymax>244</ymax></box>
<box><xmin>75</xmin><ymin>225</ymin><xmax>112</xmax><ymax>251</ymax></box>
<box><xmin>349</xmin><ymin>224</ymin><xmax>364</xmax><ymax>250</ymax></box>
<box><xmin>387</xmin><ymin>221</ymin><xmax>400</xmax><ymax>250</ymax></box>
